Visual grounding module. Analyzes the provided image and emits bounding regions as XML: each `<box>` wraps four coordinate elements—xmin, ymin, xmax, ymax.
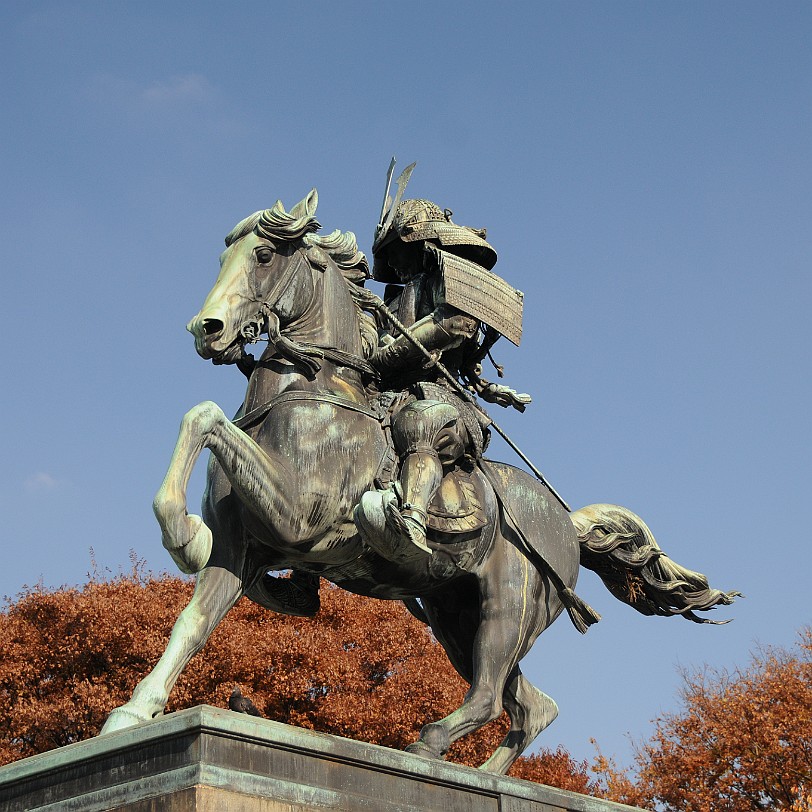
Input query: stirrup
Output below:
<box><xmin>355</xmin><ymin>491</ymin><xmax>432</xmax><ymax>563</ymax></box>
<box><xmin>385</xmin><ymin>501</ymin><xmax>431</xmax><ymax>555</ymax></box>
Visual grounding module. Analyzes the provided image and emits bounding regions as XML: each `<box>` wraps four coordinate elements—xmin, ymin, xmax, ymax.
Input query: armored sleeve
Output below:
<box><xmin>425</xmin><ymin>272</ymin><xmax>479</xmax><ymax>344</ymax></box>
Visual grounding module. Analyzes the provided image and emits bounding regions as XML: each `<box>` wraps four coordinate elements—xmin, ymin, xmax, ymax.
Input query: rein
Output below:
<box><xmin>241</xmin><ymin>246</ymin><xmax>309</xmax><ymax>341</ymax></box>
<box><xmin>263</xmin><ymin>317</ymin><xmax>377</xmax><ymax>378</ymax></box>
<box><xmin>241</xmin><ymin>246</ymin><xmax>376</xmax><ymax>379</ymax></box>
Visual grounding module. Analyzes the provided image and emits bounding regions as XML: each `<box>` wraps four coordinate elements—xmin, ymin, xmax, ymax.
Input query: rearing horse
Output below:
<box><xmin>100</xmin><ymin>191</ymin><xmax>737</xmax><ymax>772</ymax></box>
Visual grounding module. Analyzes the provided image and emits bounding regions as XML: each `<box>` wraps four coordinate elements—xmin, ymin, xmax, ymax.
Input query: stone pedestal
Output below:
<box><xmin>0</xmin><ymin>705</ymin><xmax>641</xmax><ymax>811</ymax></box>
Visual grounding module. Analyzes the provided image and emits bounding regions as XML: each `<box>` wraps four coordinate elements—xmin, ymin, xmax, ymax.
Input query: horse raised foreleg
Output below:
<box><xmin>100</xmin><ymin>563</ymin><xmax>243</xmax><ymax>734</ymax></box>
<box><xmin>481</xmin><ymin>668</ymin><xmax>558</xmax><ymax>774</ymax></box>
<box><xmin>153</xmin><ymin>401</ymin><xmax>224</xmax><ymax>574</ymax></box>
<box><xmin>154</xmin><ymin>400</ymin><xmax>294</xmax><ymax>575</ymax></box>
<box><xmin>153</xmin><ymin>401</ymin><xmax>275</xmax><ymax>574</ymax></box>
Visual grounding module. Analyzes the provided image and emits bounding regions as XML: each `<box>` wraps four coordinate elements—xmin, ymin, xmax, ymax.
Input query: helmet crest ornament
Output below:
<box><xmin>374</xmin><ymin>157</ymin><xmax>416</xmax><ymax>255</ymax></box>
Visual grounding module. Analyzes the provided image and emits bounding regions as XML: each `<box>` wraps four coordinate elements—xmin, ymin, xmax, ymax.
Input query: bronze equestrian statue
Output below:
<box><xmin>100</xmin><ymin>175</ymin><xmax>737</xmax><ymax>774</ymax></box>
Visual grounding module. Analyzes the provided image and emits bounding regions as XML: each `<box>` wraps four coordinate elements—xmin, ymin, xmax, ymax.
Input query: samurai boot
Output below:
<box><xmin>355</xmin><ymin>449</ymin><xmax>443</xmax><ymax>563</ymax></box>
<box><xmin>355</xmin><ymin>490</ymin><xmax>431</xmax><ymax>564</ymax></box>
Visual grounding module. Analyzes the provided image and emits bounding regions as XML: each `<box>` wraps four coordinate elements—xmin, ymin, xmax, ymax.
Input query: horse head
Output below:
<box><xmin>187</xmin><ymin>190</ymin><xmax>324</xmax><ymax>366</ymax></box>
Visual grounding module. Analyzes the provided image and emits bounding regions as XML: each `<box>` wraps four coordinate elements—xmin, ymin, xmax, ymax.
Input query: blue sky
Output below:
<box><xmin>2</xmin><ymin>2</ymin><xmax>810</xmax><ymax>769</ymax></box>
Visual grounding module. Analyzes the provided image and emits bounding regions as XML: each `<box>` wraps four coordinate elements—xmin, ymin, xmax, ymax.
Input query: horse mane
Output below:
<box><xmin>304</xmin><ymin>228</ymin><xmax>375</xmax><ymax>357</ymax></box>
<box><xmin>224</xmin><ymin>192</ymin><xmax>376</xmax><ymax>357</ymax></box>
<box><xmin>224</xmin><ymin>206</ymin><xmax>320</xmax><ymax>247</ymax></box>
<box><xmin>306</xmin><ymin>228</ymin><xmax>375</xmax><ymax>356</ymax></box>
<box><xmin>224</xmin><ymin>190</ymin><xmax>370</xmax><ymax>282</ymax></box>
<box><xmin>308</xmin><ymin>229</ymin><xmax>370</xmax><ymax>283</ymax></box>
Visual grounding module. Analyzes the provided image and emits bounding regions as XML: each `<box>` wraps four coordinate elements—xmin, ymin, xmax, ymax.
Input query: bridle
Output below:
<box><xmin>238</xmin><ymin>244</ymin><xmax>309</xmax><ymax>343</ymax></box>
<box><xmin>238</xmin><ymin>242</ymin><xmax>377</xmax><ymax>379</ymax></box>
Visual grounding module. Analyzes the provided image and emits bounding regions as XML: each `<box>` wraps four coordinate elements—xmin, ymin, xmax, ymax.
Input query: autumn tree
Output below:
<box><xmin>0</xmin><ymin>566</ymin><xmax>597</xmax><ymax>794</ymax></box>
<box><xmin>596</xmin><ymin>629</ymin><xmax>812</xmax><ymax>811</ymax></box>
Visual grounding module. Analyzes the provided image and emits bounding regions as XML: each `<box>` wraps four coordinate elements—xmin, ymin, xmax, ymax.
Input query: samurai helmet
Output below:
<box><xmin>373</xmin><ymin>198</ymin><xmax>497</xmax><ymax>283</ymax></box>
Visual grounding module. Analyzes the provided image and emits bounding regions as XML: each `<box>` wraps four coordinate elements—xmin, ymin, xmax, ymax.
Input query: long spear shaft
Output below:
<box><xmin>366</xmin><ymin>293</ymin><xmax>571</xmax><ymax>512</ymax></box>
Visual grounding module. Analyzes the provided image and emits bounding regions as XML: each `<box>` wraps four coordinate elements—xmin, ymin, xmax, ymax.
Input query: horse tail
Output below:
<box><xmin>570</xmin><ymin>504</ymin><xmax>740</xmax><ymax>624</ymax></box>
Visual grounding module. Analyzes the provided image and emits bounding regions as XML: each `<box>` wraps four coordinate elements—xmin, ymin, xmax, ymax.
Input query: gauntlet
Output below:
<box><xmin>370</xmin><ymin>306</ymin><xmax>477</xmax><ymax>375</ymax></box>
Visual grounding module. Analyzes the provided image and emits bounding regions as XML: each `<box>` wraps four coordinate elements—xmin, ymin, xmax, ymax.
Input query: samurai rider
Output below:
<box><xmin>354</xmin><ymin>182</ymin><xmax>530</xmax><ymax>565</ymax></box>
<box><xmin>255</xmin><ymin>168</ymin><xmax>529</xmax><ymax>613</ymax></box>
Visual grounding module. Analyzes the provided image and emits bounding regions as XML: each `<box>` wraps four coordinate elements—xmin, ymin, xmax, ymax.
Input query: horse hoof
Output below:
<box><xmin>405</xmin><ymin>741</ymin><xmax>443</xmax><ymax>760</ymax></box>
<box><xmin>99</xmin><ymin>705</ymin><xmax>155</xmax><ymax>735</ymax></box>
<box><xmin>166</xmin><ymin>514</ymin><xmax>212</xmax><ymax>574</ymax></box>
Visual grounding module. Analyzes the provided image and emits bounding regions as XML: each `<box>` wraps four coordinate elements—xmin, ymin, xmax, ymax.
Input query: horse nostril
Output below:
<box><xmin>202</xmin><ymin>318</ymin><xmax>224</xmax><ymax>336</ymax></box>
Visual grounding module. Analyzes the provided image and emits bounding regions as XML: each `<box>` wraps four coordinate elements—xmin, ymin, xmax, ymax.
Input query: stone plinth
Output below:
<box><xmin>0</xmin><ymin>705</ymin><xmax>642</xmax><ymax>811</ymax></box>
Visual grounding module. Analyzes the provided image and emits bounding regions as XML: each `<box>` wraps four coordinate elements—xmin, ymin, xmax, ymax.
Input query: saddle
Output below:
<box><xmin>375</xmin><ymin>443</ymin><xmax>488</xmax><ymax>536</ymax></box>
<box><xmin>372</xmin><ymin>391</ymin><xmax>488</xmax><ymax>536</ymax></box>
<box><xmin>425</xmin><ymin>464</ymin><xmax>487</xmax><ymax>534</ymax></box>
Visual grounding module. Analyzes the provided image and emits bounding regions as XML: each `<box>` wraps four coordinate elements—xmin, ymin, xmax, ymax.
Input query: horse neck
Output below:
<box><xmin>285</xmin><ymin>260</ymin><xmax>365</xmax><ymax>358</ymax></box>
<box><xmin>244</xmin><ymin>260</ymin><xmax>368</xmax><ymax>410</ymax></box>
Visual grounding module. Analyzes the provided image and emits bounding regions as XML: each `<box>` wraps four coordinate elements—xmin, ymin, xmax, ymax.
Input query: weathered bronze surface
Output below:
<box><xmin>99</xmin><ymin>175</ymin><xmax>738</xmax><ymax>774</ymax></box>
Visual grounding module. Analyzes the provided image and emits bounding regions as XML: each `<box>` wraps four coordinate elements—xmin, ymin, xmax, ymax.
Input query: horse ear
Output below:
<box><xmin>290</xmin><ymin>188</ymin><xmax>318</xmax><ymax>219</ymax></box>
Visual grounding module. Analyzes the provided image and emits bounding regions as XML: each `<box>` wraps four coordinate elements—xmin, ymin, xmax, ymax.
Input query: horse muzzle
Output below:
<box><xmin>187</xmin><ymin>312</ymin><xmax>237</xmax><ymax>360</ymax></box>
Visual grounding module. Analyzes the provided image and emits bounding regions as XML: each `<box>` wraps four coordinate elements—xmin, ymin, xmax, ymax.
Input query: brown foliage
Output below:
<box><xmin>510</xmin><ymin>747</ymin><xmax>598</xmax><ymax>795</ymax></box>
<box><xmin>595</xmin><ymin>629</ymin><xmax>812</xmax><ymax>811</ymax></box>
<box><xmin>0</xmin><ymin>567</ymin><xmax>592</xmax><ymax>794</ymax></box>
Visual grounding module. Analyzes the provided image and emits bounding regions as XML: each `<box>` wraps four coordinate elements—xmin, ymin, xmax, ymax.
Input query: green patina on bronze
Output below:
<box><xmin>100</xmin><ymin>170</ymin><xmax>738</xmax><ymax>774</ymax></box>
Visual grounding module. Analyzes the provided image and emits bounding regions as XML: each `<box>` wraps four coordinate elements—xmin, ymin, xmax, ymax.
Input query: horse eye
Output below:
<box><xmin>255</xmin><ymin>248</ymin><xmax>274</xmax><ymax>264</ymax></box>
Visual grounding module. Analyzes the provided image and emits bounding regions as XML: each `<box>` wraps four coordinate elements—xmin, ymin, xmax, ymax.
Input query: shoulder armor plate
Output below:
<box><xmin>440</xmin><ymin>252</ymin><xmax>524</xmax><ymax>346</ymax></box>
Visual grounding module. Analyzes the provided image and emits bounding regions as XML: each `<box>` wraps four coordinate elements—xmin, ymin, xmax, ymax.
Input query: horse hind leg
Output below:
<box><xmin>408</xmin><ymin>550</ymin><xmax>541</xmax><ymax>762</ymax></box>
<box><xmin>481</xmin><ymin>668</ymin><xmax>559</xmax><ymax>774</ymax></box>
<box><xmin>406</xmin><ymin>611</ymin><xmax>514</xmax><ymax>762</ymax></box>
<box><xmin>100</xmin><ymin>562</ymin><xmax>245</xmax><ymax>734</ymax></box>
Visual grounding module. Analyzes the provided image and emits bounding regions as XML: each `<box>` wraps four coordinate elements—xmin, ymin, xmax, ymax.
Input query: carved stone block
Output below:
<box><xmin>0</xmin><ymin>706</ymin><xmax>643</xmax><ymax>812</ymax></box>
